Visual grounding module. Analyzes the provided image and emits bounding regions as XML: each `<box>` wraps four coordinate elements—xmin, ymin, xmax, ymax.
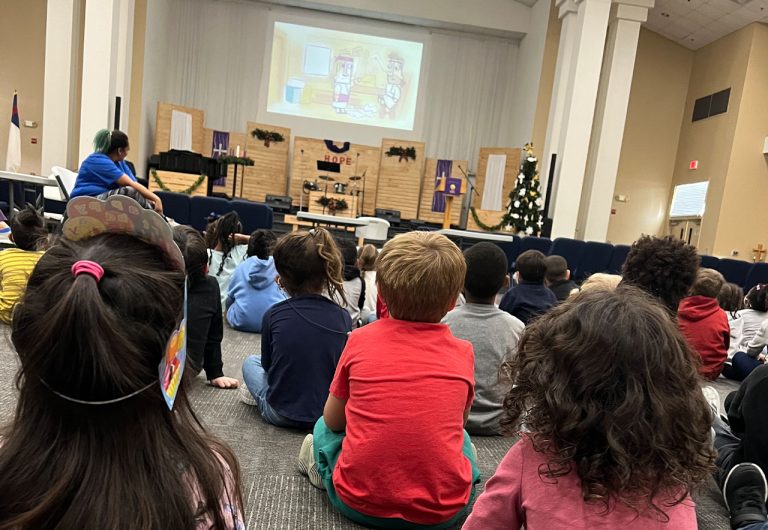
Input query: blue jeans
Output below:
<box><xmin>723</xmin><ymin>352</ymin><xmax>762</xmax><ymax>381</ymax></box>
<box><xmin>241</xmin><ymin>355</ymin><xmax>310</xmax><ymax>429</ymax></box>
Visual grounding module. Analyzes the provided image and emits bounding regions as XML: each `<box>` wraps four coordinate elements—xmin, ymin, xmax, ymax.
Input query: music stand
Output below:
<box><xmin>316</xmin><ymin>161</ymin><xmax>341</xmax><ymax>214</ymax></box>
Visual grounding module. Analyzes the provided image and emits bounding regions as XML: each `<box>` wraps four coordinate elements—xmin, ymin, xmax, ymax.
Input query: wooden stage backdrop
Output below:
<box><xmin>154</xmin><ymin>103</ymin><xmax>205</xmax><ymax>155</ymax></box>
<box><xmin>417</xmin><ymin>158</ymin><xmax>468</xmax><ymax>226</ymax></box>
<box><xmin>375</xmin><ymin>139</ymin><xmax>425</xmax><ymax>221</ymax></box>
<box><xmin>466</xmin><ymin>147</ymin><xmax>521</xmax><ymax>232</ymax></box>
<box><xmin>241</xmin><ymin>122</ymin><xmax>291</xmax><ymax>202</ymax></box>
<box><xmin>290</xmin><ymin>137</ymin><xmax>380</xmax><ymax>216</ymax></box>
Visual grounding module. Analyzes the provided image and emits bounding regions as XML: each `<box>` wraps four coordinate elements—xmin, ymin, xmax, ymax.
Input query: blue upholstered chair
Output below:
<box><xmin>231</xmin><ymin>199</ymin><xmax>274</xmax><ymax>233</ymax></box>
<box><xmin>607</xmin><ymin>244</ymin><xmax>631</xmax><ymax>275</ymax></box>
<box><xmin>156</xmin><ymin>191</ymin><xmax>191</xmax><ymax>226</ymax></box>
<box><xmin>744</xmin><ymin>263</ymin><xmax>768</xmax><ymax>291</ymax></box>
<box><xmin>189</xmin><ymin>196</ymin><xmax>233</xmax><ymax>231</ymax></box>
<box><xmin>518</xmin><ymin>236</ymin><xmax>553</xmax><ymax>256</ymax></box>
<box><xmin>576</xmin><ymin>241</ymin><xmax>615</xmax><ymax>282</ymax></box>
<box><xmin>699</xmin><ymin>255</ymin><xmax>721</xmax><ymax>271</ymax></box>
<box><xmin>716</xmin><ymin>258</ymin><xmax>751</xmax><ymax>287</ymax></box>
<box><xmin>549</xmin><ymin>238</ymin><xmax>587</xmax><ymax>275</ymax></box>
<box><xmin>494</xmin><ymin>238</ymin><xmax>521</xmax><ymax>272</ymax></box>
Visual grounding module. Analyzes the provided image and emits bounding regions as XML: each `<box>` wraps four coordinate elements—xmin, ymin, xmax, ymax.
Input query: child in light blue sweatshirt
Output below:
<box><xmin>226</xmin><ymin>230</ymin><xmax>286</xmax><ymax>333</ymax></box>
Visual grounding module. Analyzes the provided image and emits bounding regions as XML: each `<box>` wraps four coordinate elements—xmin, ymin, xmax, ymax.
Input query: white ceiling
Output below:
<box><xmin>645</xmin><ymin>0</ymin><xmax>768</xmax><ymax>49</ymax></box>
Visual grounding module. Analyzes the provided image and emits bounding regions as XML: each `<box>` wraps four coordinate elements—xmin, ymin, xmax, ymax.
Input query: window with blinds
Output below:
<box><xmin>670</xmin><ymin>181</ymin><xmax>709</xmax><ymax>218</ymax></box>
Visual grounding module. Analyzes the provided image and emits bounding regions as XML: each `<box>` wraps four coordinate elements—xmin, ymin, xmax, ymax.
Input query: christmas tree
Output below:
<box><xmin>502</xmin><ymin>143</ymin><xmax>544</xmax><ymax>235</ymax></box>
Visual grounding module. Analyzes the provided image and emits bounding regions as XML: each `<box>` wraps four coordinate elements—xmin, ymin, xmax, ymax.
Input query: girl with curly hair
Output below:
<box><xmin>463</xmin><ymin>286</ymin><xmax>715</xmax><ymax>529</ymax></box>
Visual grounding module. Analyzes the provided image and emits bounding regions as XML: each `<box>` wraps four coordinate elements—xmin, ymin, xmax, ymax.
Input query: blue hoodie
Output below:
<box><xmin>226</xmin><ymin>256</ymin><xmax>286</xmax><ymax>332</ymax></box>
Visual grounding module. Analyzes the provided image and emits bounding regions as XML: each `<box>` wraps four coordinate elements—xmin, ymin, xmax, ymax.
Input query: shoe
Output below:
<box><xmin>723</xmin><ymin>463</ymin><xmax>768</xmax><ymax>529</ymax></box>
<box><xmin>297</xmin><ymin>434</ymin><xmax>325</xmax><ymax>490</ymax></box>
<box><xmin>703</xmin><ymin>386</ymin><xmax>722</xmax><ymax>418</ymax></box>
<box><xmin>238</xmin><ymin>384</ymin><xmax>257</xmax><ymax>406</ymax></box>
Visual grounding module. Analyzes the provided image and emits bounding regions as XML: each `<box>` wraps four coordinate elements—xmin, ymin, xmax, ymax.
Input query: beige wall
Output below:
<box><xmin>713</xmin><ymin>23</ymin><xmax>768</xmax><ymax>258</ymax></box>
<box><xmin>0</xmin><ymin>0</ymin><xmax>47</xmax><ymax>174</ymax></box>
<box><xmin>606</xmin><ymin>29</ymin><xmax>693</xmax><ymax>244</ymax></box>
<box><xmin>668</xmin><ymin>25</ymin><xmax>754</xmax><ymax>255</ymax></box>
<box><xmin>530</xmin><ymin>0</ymin><xmax>560</xmax><ymax>155</ymax></box>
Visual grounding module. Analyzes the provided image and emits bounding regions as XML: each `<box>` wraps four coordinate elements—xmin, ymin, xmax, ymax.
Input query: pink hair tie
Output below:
<box><xmin>71</xmin><ymin>260</ymin><xmax>105</xmax><ymax>282</ymax></box>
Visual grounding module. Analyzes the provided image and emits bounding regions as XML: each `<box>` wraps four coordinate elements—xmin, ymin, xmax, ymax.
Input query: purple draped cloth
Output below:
<box><xmin>211</xmin><ymin>131</ymin><xmax>229</xmax><ymax>186</ymax></box>
<box><xmin>431</xmin><ymin>159</ymin><xmax>452</xmax><ymax>213</ymax></box>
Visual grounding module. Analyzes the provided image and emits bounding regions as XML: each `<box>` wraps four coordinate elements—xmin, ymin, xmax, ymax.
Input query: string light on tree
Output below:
<box><xmin>501</xmin><ymin>142</ymin><xmax>543</xmax><ymax>236</ymax></box>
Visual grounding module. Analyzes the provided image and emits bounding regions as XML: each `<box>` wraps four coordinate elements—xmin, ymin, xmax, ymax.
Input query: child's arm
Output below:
<box><xmin>323</xmin><ymin>394</ymin><xmax>348</xmax><ymax>432</ymax></box>
<box><xmin>746</xmin><ymin>319</ymin><xmax>768</xmax><ymax>357</ymax></box>
<box><xmin>463</xmin><ymin>441</ymin><xmax>524</xmax><ymax>529</ymax></box>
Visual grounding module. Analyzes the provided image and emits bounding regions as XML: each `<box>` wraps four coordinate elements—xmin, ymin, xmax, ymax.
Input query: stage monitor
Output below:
<box><xmin>267</xmin><ymin>22</ymin><xmax>423</xmax><ymax>131</ymax></box>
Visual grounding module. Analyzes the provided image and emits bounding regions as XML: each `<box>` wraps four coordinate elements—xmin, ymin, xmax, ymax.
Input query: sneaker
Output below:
<box><xmin>723</xmin><ymin>463</ymin><xmax>768</xmax><ymax>529</ymax></box>
<box><xmin>238</xmin><ymin>384</ymin><xmax>257</xmax><ymax>406</ymax></box>
<box><xmin>297</xmin><ymin>434</ymin><xmax>325</xmax><ymax>490</ymax></box>
<box><xmin>702</xmin><ymin>386</ymin><xmax>722</xmax><ymax>418</ymax></box>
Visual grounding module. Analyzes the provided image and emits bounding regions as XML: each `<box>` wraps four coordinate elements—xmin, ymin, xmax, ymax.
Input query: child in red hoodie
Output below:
<box><xmin>678</xmin><ymin>268</ymin><xmax>730</xmax><ymax>380</ymax></box>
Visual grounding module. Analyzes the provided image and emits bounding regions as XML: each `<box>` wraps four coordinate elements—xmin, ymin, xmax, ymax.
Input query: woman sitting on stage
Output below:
<box><xmin>70</xmin><ymin>129</ymin><xmax>163</xmax><ymax>214</ymax></box>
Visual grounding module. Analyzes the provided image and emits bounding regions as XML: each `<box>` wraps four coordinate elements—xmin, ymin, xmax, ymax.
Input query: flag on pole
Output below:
<box><xmin>5</xmin><ymin>92</ymin><xmax>21</xmax><ymax>172</ymax></box>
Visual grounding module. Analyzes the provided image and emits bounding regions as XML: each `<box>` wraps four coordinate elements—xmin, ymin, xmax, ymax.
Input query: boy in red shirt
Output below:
<box><xmin>298</xmin><ymin>231</ymin><xmax>480</xmax><ymax>528</ymax></box>
<box><xmin>678</xmin><ymin>268</ymin><xmax>730</xmax><ymax>380</ymax></box>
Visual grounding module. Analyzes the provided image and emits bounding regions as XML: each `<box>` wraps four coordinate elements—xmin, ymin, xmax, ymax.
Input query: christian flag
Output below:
<box><xmin>5</xmin><ymin>92</ymin><xmax>21</xmax><ymax>172</ymax></box>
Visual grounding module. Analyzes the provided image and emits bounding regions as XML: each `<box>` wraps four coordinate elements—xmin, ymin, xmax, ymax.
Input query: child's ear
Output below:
<box><xmin>502</xmin><ymin>274</ymin><xmax>510</xmax><ymax>290</ymax></box>
<box><xmin>203</xmin><ymin>264</ymin><xmax>209</xmax><ymax>275</ymax></box>
<box><xmin>566</xmin><ymin>269</ymin><xmax>571</xmax><ymax>281</ymax></box>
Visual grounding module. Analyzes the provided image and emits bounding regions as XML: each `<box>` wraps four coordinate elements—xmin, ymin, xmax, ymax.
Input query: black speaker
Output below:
<box><xmin>265</xmin><ymin>194</ymin><xmax>293</xmax><ymax>212</ymax></box>
<box><xmin>114</xmin><ymin>96</ymin><xmax>121</xmax><ymax>130</ymax></box>
<box><xmin>375</xmin><ymin>208</ymin><xmax>401</xmax><ymax>225</ymax></box>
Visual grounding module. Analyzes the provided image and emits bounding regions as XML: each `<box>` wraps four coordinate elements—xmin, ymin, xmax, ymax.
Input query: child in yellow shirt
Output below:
<box><xmin>0</xmin><ymin>206</ymin><xmax>48</xmax><ymax>323</ymax></box>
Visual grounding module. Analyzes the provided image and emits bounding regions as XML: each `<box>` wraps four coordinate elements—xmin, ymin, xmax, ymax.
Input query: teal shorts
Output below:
<box><xmin>313</xmin><ymin>417</ymin><xmax>482</xmax><ymax>529</ymax></box>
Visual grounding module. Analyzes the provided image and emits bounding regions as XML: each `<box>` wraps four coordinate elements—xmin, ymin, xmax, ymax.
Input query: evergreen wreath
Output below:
<box><xmin>251</xmin><ymin>128</ymin><xmax>285</xmax><ymax>147</ymax></box>
<box><xmin>151</xmin><ymin>169</ymin><xmax>207</xmax><ymax>195</ymax></box>
<box><xmin>217</xmin><ymin>155</ymin><xmax>255</xmax><ymax>166</ymax></box>
<box><xmin>385</xmin><ymin>146</ymin><xmax>417</xmax><ymax>162</ymax></box>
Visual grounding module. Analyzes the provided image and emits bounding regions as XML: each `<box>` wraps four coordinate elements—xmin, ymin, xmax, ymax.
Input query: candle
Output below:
<box><xmin>236</xmin><ymin>145</ymin><xmax>241</xmax><ymax>157</ymax></box>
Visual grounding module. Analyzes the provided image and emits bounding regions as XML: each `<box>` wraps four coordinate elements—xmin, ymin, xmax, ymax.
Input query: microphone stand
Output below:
<box><xmin>457</xmin><ymin>164</ymin><xmax>479</xmax><ymax>198</ymax></box>
<box><xmin>299</xmin><ymin>149</ymin><xmax>305</xmax><ymax>212</ymax></box>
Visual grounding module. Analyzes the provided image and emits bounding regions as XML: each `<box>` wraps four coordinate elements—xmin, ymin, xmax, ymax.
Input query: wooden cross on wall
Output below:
<box><xmin>753</xmin><ymin>243</ymin><xmax>766</xmax><ymax>262</ymax></box>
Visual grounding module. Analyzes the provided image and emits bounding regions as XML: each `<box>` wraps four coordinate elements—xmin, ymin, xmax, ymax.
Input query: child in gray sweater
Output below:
<box><xmin>443</xmin><ymin>242</ymin><xmax>524</xmax><ymax>435</ymax></box>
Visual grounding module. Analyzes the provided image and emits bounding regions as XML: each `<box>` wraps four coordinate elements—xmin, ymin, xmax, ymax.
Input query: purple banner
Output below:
<box><xmin>211</xmin><ymin>131</ymin><xmax>229</xmax><ymax>186</ymax></box>
<box><xmin>431</xmin><ymin>159</ymin><xmax>452</xmax><ymax>213</ymax></box>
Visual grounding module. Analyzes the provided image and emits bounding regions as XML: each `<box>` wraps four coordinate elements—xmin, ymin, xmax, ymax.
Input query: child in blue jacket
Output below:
<box><xmin>226</xmin><ymin>230</ymin><xmax>286</xmax><ymax>332</ymax></box>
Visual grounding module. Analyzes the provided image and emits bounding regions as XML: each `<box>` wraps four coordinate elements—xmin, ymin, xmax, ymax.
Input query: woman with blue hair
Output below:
<box><xmin>71</xmin><ymin>129</ymin><xmax>163</xmax><ymax>213</ymax></box>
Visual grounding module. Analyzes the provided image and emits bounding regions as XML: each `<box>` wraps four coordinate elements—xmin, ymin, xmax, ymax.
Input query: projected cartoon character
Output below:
<box><xmin>332</xmin><ymin>55</ymin><xmax>354</xmax><ymax>114</ymax></box>
<box><xmin>378</xmin><ymin>54</ymin><xmax>404</xmax><ymax>117</ymax></box>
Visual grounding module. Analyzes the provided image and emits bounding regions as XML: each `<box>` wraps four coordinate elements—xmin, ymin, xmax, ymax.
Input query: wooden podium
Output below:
<box><xmin>436</xmin><ymin>176</ymin><xmax>467</xmax><ymax>229</ymax></box>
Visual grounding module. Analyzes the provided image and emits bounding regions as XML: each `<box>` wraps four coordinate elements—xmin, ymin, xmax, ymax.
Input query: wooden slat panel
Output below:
<box><xmin>154</xmin><ymin>102</ymin><xmax>205</xmax><ymax>155</ymax></box>
<box><xmin>238</xmin><ymin>122</ymin><xmax>291</xmax><ymax>203</ymax></box>
<box><xmin>465</xmin><ymin>147</ymin><xmax>521</xmax><ymax>232</ymax></box>
<box><xmin>148</xmin><ymin>170</ymin><xmax>207</xmax><ymax>197</ymax></box>
<box><xmin>417</xmin><ymin>158</ymin><xmax>468</xmax><ymax>225</ymax></box>
<box><xmin>375</xmin><ymin>139</ymin><xmax>425</xmax><ymax>220</ymax></box>
<box><xmin>306</xmin><ymin>191</ymin><xmax>358</xmax><ymax>216</ymax></box>
<box><xmin>290</xmin><ymin>137</ymin><xmax>380</xmax><ymax>216</ymax></box>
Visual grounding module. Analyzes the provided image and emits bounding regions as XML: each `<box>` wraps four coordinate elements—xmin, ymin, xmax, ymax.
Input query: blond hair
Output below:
<box><xmin>691</xmin><ymin>268</ymin><xmax>725</xmax><ymax>298</ymax></box>
<box><xmin>376</xmin><ymin>232</ymin><xmax>465</xmax><ymax>322</ymax></box>
<box><xmin>577</xmin><ymin>273</ymin><xmax>622</xmax><ymax>295</ymax></box>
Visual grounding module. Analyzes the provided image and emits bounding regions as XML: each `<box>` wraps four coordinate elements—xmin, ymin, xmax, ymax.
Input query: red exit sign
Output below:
<box><xmin>689</xmin><ymin>160</ymin><xmax>699</xmax><ymax>170</ymax></box>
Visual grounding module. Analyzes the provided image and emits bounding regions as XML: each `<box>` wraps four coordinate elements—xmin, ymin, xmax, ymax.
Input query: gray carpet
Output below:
<box><xmin>0</xmin><ymin>324</ymin><xmax>735</xmax><ymax>529</ymax></box>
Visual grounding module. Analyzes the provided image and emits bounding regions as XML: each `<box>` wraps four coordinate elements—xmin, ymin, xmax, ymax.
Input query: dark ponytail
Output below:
<box><xmin>746</xmin><ymin>284</ymin><xmax>768</xmax><ymax>312</ymax></box>
<box><xmin>1</xmin><ymin>234</ymin><xmax>243</xmax><ymax>529</ymax></box>
<box><xmin>93</xmin><ymin>129</ymin><xmax>129</xmax><ymax>155</ymax></box>
<box><xmin>207</xmin><ymin>212</ymin><xmax>242</xmax><ymax>276</ymax></box>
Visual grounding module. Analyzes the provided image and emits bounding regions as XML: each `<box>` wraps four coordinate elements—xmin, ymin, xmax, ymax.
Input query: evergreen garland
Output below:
<box><xmin>151</xmin><ymin>169</ymin><xmax>207</xmax><ymax>195</ymax></box>
<box><xmin>217</xmin><ymin>155</ymin><xmax>254</xmax><ymax>166</ymax></box>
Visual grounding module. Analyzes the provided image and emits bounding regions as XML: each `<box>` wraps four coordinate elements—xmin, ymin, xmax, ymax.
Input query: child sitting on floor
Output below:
<box><xmin>0</xmin><ymin>207</ymin><xmax>243</xmax><ymax>528</ymax></box>
<box><xmin>0</xmin><ymin>206</ymin><xmax>48</xmax><ymax>323</ymax></box>
<box><xmin>678</xmin><ymin>268</ymin><xmax>730</xmax><ymax>381</ymax></box>
<box><xmin>443</xmin><ymin>242</ymin><xmax>524</xmax><ymax>436</ymax></box>
<box><xmin>499</xmin><ymin>250</ymin><xmax>556</xmax><ymax>324</ymax></box>
<box><xmin>722</xmin><ymin>285</ymin><xmax>768</xmax><ymax>381</ymax></box>
<box><xmin>544</xmin><ymin>255</ymin><xmax>577</xmax><ymax>303</ymax></box>
<box><xmin>358</xmin><ymin>244</ymin><xmax>378</xmax><ymax>318</ymax></box>
<box><xmin>240</xmin><ymin>228</ymin><xmax>351</xmax><ymax>429</ymax></box>
<box><xmin>206</xmin><ymin>212</ymin><xmax>249</xmax><ymax>306</ymax></box>
<box><xmin>336</xmin><ymin>238</ymin><xmax>366</xmax><ymax>326</ymax></box>
<box><xmin>298</xmin><ymin>232</ymin><xmax>481</xmax><ymax>529</ymax></box>
<box><xmin>464</xmin><ymin>287</ymin><xmax>715</xmax><ymax>529</ymax></box>
<box><xmin>226</xmin><ymin>230</ymin><xmax>286</xmax><ymax>333</ymax></box>
<box><xmin>174</xmin><ymin>226</ymin><xmax>239</xmax><ymax>389</ymax></box>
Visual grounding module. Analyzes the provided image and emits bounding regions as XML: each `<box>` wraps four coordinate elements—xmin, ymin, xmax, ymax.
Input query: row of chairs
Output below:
<box><xmin>155</xmin><ymin>192</ymin><xmax>273</xmax><ymax>233</ymax></box>
<box><xmin>471</xmin><ymin>235</ymin><xmax>766</xmax><ymax>290</ymax></box>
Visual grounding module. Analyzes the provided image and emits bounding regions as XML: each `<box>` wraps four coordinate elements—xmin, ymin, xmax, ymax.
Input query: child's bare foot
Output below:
<box><xmin>209</xmin><ymin>376</ymin><xmax>239</xmax><ymax>389</ymax></box>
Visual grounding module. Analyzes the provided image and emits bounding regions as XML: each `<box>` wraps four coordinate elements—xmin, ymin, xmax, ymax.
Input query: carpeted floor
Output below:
<box><xmin>0</xmin><ymin>324</ymin><xmax>737</xmax><ymax>529</ymax></box>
